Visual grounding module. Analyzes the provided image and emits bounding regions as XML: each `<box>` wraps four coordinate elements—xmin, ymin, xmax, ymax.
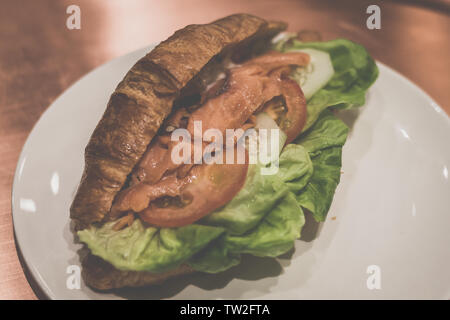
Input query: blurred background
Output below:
<box><xmin>0</xmin><ymin>0</ymin><xmax>449</xmax><ymax>299</ymax></box>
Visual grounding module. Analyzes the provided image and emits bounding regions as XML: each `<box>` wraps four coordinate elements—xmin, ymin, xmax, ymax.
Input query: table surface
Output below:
<box><xmin>0</xmin><ymin>0</ymin><xmax>449</xmax><ymax>300</ymax></box>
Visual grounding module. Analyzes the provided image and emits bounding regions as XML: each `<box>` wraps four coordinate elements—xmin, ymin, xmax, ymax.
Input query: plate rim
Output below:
<box><xmin>10</xmin><ymin>45</ymin><xmax>450</xmax><ymax>300</ymax></box>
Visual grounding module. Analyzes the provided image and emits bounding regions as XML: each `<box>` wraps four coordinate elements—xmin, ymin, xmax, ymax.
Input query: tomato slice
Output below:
<box><xmin>279</xmin><ymin>77</ymin><xmax>307</xmax><ymax>144</ymax></box>
<box><xmin>139</xmin><ymin>151</ymin><xmax>249</xmax><ymax>228</ymax></box>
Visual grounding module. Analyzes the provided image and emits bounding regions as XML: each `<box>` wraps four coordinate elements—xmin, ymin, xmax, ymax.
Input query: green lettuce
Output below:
<box><xmin>189</xmin><ymin>193</ymin><xmax>305</xmax><ymax>273</ymax></box>
<box><xmin>78</xmin><ymin>38</ymin><xmax>378</xmax><ymax>275</ymax></box>
<box><xmin>295</xmin><ymin>110</ymin><xmax>349</xmax><ymax>221</ymax></box>
<box><xmin>200</xmin><ymin>164</ymin><xmax>290</xmax><ymax>236</ymax></box>
<box><xmin>77</xmin><ymin>219</ymin><xmax>225</xmax><ymax>273</ymax></box>
<box><xmin>191</xmin><ymin>158</ymin><xmax>309</xmax><ymax>272</ymax></box>
<box><xmin>277</xmin><ymin>144</ymin><xmax>314</xmax><ymax>192</ymax></box>
<box><xmin>224</xmin><ymin>193</ymin><xmax>304</xmax><ymax>257</ymax></box>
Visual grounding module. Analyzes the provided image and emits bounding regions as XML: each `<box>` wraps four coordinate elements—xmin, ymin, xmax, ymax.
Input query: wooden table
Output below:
<box><xmin>0</xmin><ymin>0</ymin><xmax>449</xmax><ymax>299</ymax></box>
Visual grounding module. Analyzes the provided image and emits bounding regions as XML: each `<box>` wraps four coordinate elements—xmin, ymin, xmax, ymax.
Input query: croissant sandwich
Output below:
<box><xmin>71</xmin><ymin>14</ymin><xmax>378</xmax><ymax>290</ymax></box>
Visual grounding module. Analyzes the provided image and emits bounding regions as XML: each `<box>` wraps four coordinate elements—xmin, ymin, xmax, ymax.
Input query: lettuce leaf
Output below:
<box><xmin>191</xmin><ymin>179</ymin><xmax>307</xmax><ymax>273</ymax></box>
<box><xmin>278</xmin><ymin>144</ymin><xmax>313</xmax><ymax>192</ymax></box>
<box><xmin>225</xmin><ymin>193</ymin><xmax>304</xmax><ymax>257</ymax></box>
<box><xmin>187</xmin><ymin>235</ymin><xmax>241</xmax><ymax>273</ymax></box>
<box><xmin>200</xmin><ymin>164</ymin><xmax>290</xmax><ymax>236</ymax></box>
<box><xmin>296</xmin><ymin>146</ymin><xmax>343</xmax><ymax>222</ymax></box>
<box><xmin>294</xmin><ymin>110</ymin><xmax>349</xmax><ymax>222</ymax></box>
<box><xmin>78</xmin><ymin>220</ymin><xmax>225</xmax><ymax>273</ymax></box>
<box><xmin>189</xmin><ymin>194</ymin><xmax>305</xmax><ymax>273</ymax></box>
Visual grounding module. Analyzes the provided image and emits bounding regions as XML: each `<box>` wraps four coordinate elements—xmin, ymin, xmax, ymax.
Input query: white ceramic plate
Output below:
<box><xmin>12</xmin><ymin>46</ymin><xmax>450</xmax><ymax>300</ymax></box>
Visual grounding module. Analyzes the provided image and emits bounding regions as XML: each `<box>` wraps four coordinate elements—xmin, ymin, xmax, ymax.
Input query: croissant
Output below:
<box><xmin>71</xmin><ymin>14</ymin><xmax>295</xmax><ymax>290</ymax></box>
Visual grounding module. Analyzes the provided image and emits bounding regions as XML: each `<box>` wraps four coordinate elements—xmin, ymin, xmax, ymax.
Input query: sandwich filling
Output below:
<box><xmin>110</xmin><ymin>51</ymin><xmax>311</xmax><ymax>228</ymax></box>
